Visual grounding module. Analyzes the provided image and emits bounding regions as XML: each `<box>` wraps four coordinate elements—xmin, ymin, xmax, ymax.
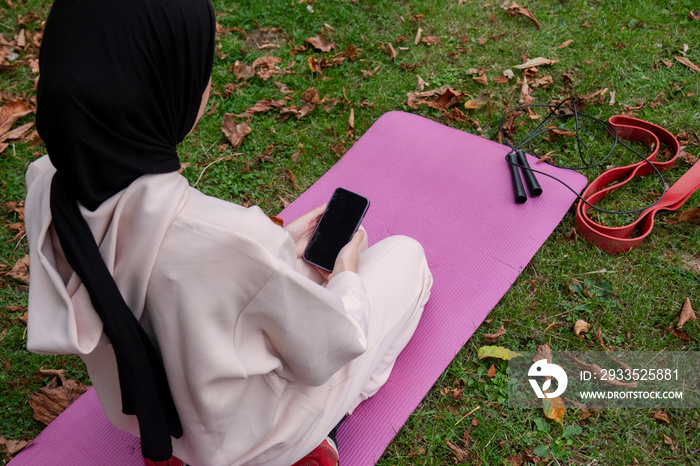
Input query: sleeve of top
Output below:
<box><xmin>237</xmin><ymin>228</ymin><xmax>370</xmax><ymax>387</ymax></box>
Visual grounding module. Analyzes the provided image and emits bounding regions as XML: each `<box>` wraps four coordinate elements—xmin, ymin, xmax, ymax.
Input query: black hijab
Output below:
<box><xmin>36</xmin><ymin>0</ymin><xmax>215</xmax><ymax>461</ymax></box>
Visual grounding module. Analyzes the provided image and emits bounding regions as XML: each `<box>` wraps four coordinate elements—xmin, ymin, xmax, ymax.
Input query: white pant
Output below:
<box><xmin>295</xmin><ymin>234</ymin><xmax>433</xmax><ymax>458</ymax></box>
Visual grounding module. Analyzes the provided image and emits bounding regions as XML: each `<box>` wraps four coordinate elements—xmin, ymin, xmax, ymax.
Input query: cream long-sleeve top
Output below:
<box><xmin>25</xmin><ymin>156</ymin><xmax>371</xmax><ymax>465</ymax></box>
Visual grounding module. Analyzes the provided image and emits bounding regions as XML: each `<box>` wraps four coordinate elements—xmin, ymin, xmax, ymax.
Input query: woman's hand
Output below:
<box><xmin>283</xmin><ymin>204</ymin><xmax>326</xmax><ymax>258</ymax></box>
<box><xmin>316</xmin><ymin>229</ymin><xmax>365</xmax><ymax>282</ymax></box>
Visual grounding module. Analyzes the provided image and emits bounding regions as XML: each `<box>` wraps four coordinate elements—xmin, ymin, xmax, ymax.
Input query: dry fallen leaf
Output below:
<box><xmin>679</xmin><ymin>148</ymin><xmax>698</xmax><ymax>165</ymax></box>
<box><xmin>414</xmin><ymin>27</ymin><xmax>423</xmax><ymax>45</ymax></box>
<box><xmin>251</xmin><ymin>56</ymin><xmax>289</xmax><ymax>81</ymax></box>
<box><xmin>274</xmin><ymin>81</ymin><xmax>293</xmax><ymax>95</ymax></box>
<box><xmin>564</xmin><ymin>396</ymin><xmax>588</xmax><ymax>410</ymax></box>
<box><xmin>0</xmin><ymin>121</ymin><xmax>34</xmax><ymax>143</ymax></box>
<box><xmin>674</xmin><ymin>56</ymin><xmax>700</xmax><ymax>73</ymax></box>
<box><xmin>561</xmin><ymin>73</ymin><xmax>574</xmax><ymax>86</ymax></box>
<box><xmin>663</xmin><ymin>434</ymin><xmax>674</xmax><ymax>451</ymax></box>
<box><xmin>7</xmin><ymin>254</ymin><xmax>29</xmax><ymax>284</ymax></box>
<box><xmin>484</xmin><ymin>325</ymin><xmax>506</xmax><ymax>343</ymax></box>
<box><xmin>652</xmin><ymin>410</ymin><xmax>670</xmax><ymax>424</ymax></box>
<box><xmin>533</xmin><ymin>344</ymin><xmax>553</xmax><ymax>364</ymax></box>
<box><xmin>286</xmin><ymin>169</ymin><xmax>298</xmax><ymax>191</ymax></box>
<box><xmin>304</xmin><ymin>32</ymin><xmax>335</xmax><ymax>52</ymax></box>
<box><xmin>677</xmin><ymin>297</ymin><xmax>696</xmax><ymax>329</ymax></box>
<box><xmin>405</xmin><ymin>85</ymin><xmax>448</xmax><ymax>109</ymax></box>
<box><xmin>29</xmin><ymin>371</ymin><xmax>90</xmax><ymax>426</ymax></box>
<box><xmin>611</xmin><ymin>358</ymin><xmax>636</xmax><ymax>380</ymax></box>
<box><xmin>385</xmin><ymin>42</ymin><xmax>397</xmax><ymax>61</ymax></box>
<box><xmin>347</xmin><ymin>108</ymin><xmax>355</xmax><ymax>137</ymax></box>
<box><xmin>433</xmin><ymin>88</ymin><xmax>465</xmax><ymax>111</ymax></box>
<box><xmin>531</xmin><ymin>75</ymin><xmax>553</xmax><ymax>88</ymax></box>
<box><xmin>301</xmin><ymin>88</ymin><xmax>321</xmax><ymax>105</ymax></box>
<box><xmin>622</xmin><ymin>100</ymin><xmax>646</xmax><ymax>115</ymax></box>
<box><xmin>221</xmin><ymin>114</ymin><xmax>251</xmax><ymax>149</ymax></box>
<box><xmin>7</xmin><ymin>305</ymin><xmax>28</xmax><ymax>325</ymax></box>
<box><xmin>515</xmin><ymin>57</ymin><xmax>558</xmax><ymax>69</ymax></box>
<box><xmin>231</xmin><ymin>61</ymin><xmax>255</xmax><ymax>81</ymax></box>
<box><xmin>233</xmin><ymin>99</ymin><xmax>288</xmax><ymax>118</ymax></box>
<box><xmin>486</xmin><ymin>363</ymin><xmax>496</xmax><ymax>379</ymax></box>
<box><xmin>16</xmin><ymin>29</ymin><xmax>26</xmax><ymax>48</ymax></box>
<box><xmin>558</xmin><ymin>39</ymin><xmax>573</xmax><ymax>48</ymax></box>
<box><xmin>307</xmin><ymin>56</ymin><xmax>321</xmax><ymax>73</ymax></box>
<box><xmin>36</xmin><ymin>368</ymin><xmax>66</xmax><ymax>379</ymax></box>
<box><xmin>547</xmin><ymin>127</ymin><xmax>577</xmax><ymax>138</ymax></box>
<box><xmin>0</xmin><ymin>436</ymin><xmax>29</xmax><ymax>458</ymax></box>
<box><xmin>664</xmin><ymin>327</ymin><xmax>691</xmax><ymax>341</ymax></box>
<box><xmin>278</xmin><ymin>103</ymin><xmax>316</xmax><ymax>121</ymax></box>
<box><xmin>505</xmin><ymin>2</ymin><xmax>542</xmax><ymax>29</ymax></box>
<box><xmin>519</xmin><ymin>78</ymin><xmax>534</xmax><ymax>108</ymax></box>
<box><xmin>421</xmin><ymin>36</ymin><xmax>442</xmax><ymax>45</ymax></box>
<box><xmin>360</xmin><ymin>64</ymin><xmax>381</xmax><ymax>78</ymax></box>
<box><xmin>690</xmin><ymin>11</ymin><xmax>700</xmax><ymax>20</ymax></box>
<box><xmin>439</xmin><ymin>107</ymin><xmax>466</xmax><ymax>122</ymax></box>
<box><xmin>674</xmin><ymin>207</ymin><xmax>700</xmax><ymax>224</ymax></box>
<box><xmin>250</xmin><ymin>56</ymin><xmax>282</xmax><ymax>70</ymax></box>
<box><xmin>595</xmin><ymin>326</ymin><xmax>606</xmax><ymax>350</ymax></box>
<box><xmin>507</xmin><ymin>449</ymin><xmax>539</xmax><ymax>466</ymax></box>
<box><xmin>4</xmin><ymin>201</ymin><xmax>24</xmax><ymax>220</ymax></box>
<box><xmin>6</xmin><ymin>221</ymin><xmax>25</xmax><ymax>242</ymax></box>
<box><xmin>464</xmin><ymin>94</ymin><xmax>490</xmax><ymax>110</ymax></box>
<box><xmin>0</xmin><ymin>100</ymin><xmax>33</xmax><ymax>135</ymax></box>
<box><xmin>472</xmin><ymin>74</ymin><xmax>488</xmax><ymax>85</ymax></box>
<box><xmin>462</xmin><ymin>427</ymin><xmax>470</xmax><ymax>445</ymax></box>
<box><xmin>445</xmin><ymin>440</ymin><xmax>469</xmax><ymax>461</ymax></box>
<box><xmin>341</xmin><ymin>44</ymin><xmax>361</xmax><ymax>61</ymax></box>
<box><xmin>537</xmin><ymin>151</ymin><xmax>556</xmax><ymax>164</ymax></box>
<box><xmin>565</xmin><ymin>353</ymin><xmax>638</xmax><ymax>388</ymax></box>
<box><xmin>542</xmin><ymin>391</ymin><xmax>566</xmax><ymax>424</ymax></box>
<box><xmin>573</xmin><ymin>320</ymin><xmax>590</xmax><ymax>338</ymax></box>
<box><xmin>407</xmin><ymin>446</ymin><xmax>427</xmax><ymax>457</ymax></box>
<box><xmin>416</xmin><ymin>75</ymin><xmax>426</xmax><ymax>91</ymax></box>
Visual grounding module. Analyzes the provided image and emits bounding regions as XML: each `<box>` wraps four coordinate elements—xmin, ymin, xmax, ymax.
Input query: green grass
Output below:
<box><xmin>2</xmin><ymin>0</ymin><xmax>700</xmax><ymax>464</ymax></box>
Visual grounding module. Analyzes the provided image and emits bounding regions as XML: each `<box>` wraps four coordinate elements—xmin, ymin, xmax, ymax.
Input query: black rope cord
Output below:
<box><xmin>498</xmin><ymin>97</ymin><xmax>668</xmax><ymax>215</ymax></box>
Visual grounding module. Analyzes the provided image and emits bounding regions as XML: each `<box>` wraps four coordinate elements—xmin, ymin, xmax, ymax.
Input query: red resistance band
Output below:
<box><xmin>575</xmin><ymin>115</ymin><xmax>700</xmax><ymax>253</ymax></box>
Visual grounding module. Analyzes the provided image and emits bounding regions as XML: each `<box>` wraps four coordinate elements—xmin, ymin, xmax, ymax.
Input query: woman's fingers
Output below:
<box><xmin>326</xmin><ymin>229</ymin><xmax>364</xmax><ymax>281</ymax></box>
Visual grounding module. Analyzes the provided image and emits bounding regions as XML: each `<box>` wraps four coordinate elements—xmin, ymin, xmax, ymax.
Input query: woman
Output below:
<box><xmin>25</xmin><ymin>0</ymin><xmax>433</xmax><ymax>465</ymax></box>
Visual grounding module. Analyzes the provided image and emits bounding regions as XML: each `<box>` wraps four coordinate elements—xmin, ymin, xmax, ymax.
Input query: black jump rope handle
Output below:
<box><xmin>507</xmin><ymin>150</ymin><xmax>543</xmax><ymax>204</ymax></box>
<box><xmin>507</xmin><ymin>152</ymin><xmax>527</xmax><ymax>204</ymax></box>
<box><xmin>516</xmin><ymin>150</ymin><xmax>542</xmax><ymax>197</ymax></box>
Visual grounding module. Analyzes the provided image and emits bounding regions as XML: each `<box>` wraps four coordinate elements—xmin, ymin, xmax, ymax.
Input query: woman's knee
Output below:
<box><xmin>382</xmin><ymin>235</ymin><xmax>429</xmax><ymax>268</ymax></box>
<box><xmin>360</xmin><ymin>235</ymin><xmax>431</xmax><ymax>282</ymax></box>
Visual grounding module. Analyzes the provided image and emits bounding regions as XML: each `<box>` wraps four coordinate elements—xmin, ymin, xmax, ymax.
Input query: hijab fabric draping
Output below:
<box><xmin>35</xmin><ymin>0</ymin><xmax>215</xmax><ymax>460</ymax></box>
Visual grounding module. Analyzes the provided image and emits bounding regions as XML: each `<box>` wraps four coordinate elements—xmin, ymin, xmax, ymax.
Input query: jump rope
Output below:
<box><xmin>498</xmin><ymin>97</ymin><xmax>668</xmax><ymax>214</ymax></box>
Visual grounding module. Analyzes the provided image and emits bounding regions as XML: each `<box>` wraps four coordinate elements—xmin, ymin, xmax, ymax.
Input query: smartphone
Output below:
<box><xmin>303</xmin><ymin>187</ymin><xmax>370</xmax><ymax>272</ymax></box>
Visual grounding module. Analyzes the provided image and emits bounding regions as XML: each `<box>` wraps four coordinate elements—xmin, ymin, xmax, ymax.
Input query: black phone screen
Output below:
<box><xmin>303</xmin><ymin>188</ymin><xmax>370</xmax><ymax>272</ymax></box>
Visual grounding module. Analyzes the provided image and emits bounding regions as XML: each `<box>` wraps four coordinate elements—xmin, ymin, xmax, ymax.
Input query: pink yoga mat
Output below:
<box><xmin>10</xmin><ymin>111</ymin><xmax>586</xmax><ymax>465</ymax></box>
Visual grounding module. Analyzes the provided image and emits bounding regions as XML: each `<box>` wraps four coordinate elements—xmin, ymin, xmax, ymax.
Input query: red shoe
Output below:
<box><xmin>291</xmin><ymin>438</ymin><xmax>339</xmax><ymax>466</ymax></box>
<box><xmin>144</xmin><ymin>456</ymin><xmax>185</xmax><ymax>466</ymax></box>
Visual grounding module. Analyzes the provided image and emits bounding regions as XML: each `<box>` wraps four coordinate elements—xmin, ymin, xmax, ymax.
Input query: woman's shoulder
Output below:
<box><xmin>159</xmin><ymin>181</ymin><xmax>291</xmax><ymax>262</ymax></box>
